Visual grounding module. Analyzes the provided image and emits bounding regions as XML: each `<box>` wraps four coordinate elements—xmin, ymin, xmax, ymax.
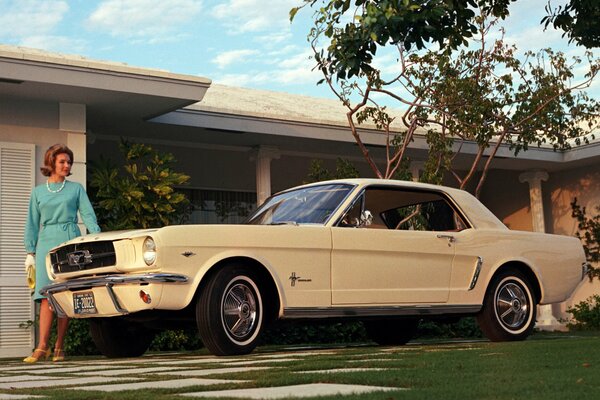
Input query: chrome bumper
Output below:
<box><xmin>41</xmin><ymin>273</ymin><xmax>188</xmax><ymax>318</ymax></box>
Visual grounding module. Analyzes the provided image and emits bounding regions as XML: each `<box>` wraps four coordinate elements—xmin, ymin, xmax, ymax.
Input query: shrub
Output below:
<box><xmin>566</xmin><ymin>295</ymin><xmax>600</xmax><ymax>330</ymax></box>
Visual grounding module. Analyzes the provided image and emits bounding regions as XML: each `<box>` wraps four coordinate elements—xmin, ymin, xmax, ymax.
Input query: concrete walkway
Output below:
<box><xmin>0</xmin><ymin>345</ymin><xmax>418</xmax><ymax>399</ymax></box>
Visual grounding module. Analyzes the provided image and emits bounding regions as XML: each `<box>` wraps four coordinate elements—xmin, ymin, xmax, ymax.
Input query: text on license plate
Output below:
<box><xmin>73</xmin><ymin>292</ymin><xmax>97</xmax><ymax>315</ymax></box>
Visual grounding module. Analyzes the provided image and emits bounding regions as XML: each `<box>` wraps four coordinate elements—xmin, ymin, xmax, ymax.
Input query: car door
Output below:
<box><xmin>331</xmin><ymin>187</ymin><xmax>463</xmax><ymax>305</ymax></box>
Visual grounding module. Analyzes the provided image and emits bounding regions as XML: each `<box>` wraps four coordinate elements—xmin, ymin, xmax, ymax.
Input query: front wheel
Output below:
<box><xmin>196</xmin><ymin>265</ymin><xmax>264</xmax><ymax>356</ymax></box>
<box><xmin>477</xmin><ymin>269</ymin><xmax>537</xmax><ymax>342</ymax></box>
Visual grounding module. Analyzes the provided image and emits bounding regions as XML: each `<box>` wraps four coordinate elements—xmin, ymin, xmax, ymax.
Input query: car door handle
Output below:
<box><xmin>436</xmin><ymin>234</ymin><xmax>455</xmax><ymax>246</ymax></box>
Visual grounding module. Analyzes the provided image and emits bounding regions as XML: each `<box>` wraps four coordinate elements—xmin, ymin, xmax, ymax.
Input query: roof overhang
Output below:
<box><xmin>0</xmin><ymin>45</ymin><xmax>211</xmax><ymax>128</ymax></box>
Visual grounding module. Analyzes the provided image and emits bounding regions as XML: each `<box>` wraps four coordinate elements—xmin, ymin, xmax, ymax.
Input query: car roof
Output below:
<box><xmin>282</xmin><ymin>179</ymin><xmax>507</xmax><ymax>230</ymax></box>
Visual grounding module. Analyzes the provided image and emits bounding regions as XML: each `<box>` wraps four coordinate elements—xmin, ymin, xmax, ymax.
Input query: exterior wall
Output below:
<box><xmin>90</xmin><ymin>138</ymin><xmax>257</xmax><ymax>192</ymax></box>
<box><xmin>0</xmin><ymin>100</ymin><xmax>87</xmax><ymax>357</ymax></box>
<box><xmin>479</xmin><ymin>170</ymin><xmax>534</xmax><ymax>231</ymax></box>
<box><xmin>89</xmin><ymin>139</ymin><xmax>377</xmax><ymax>197</ymax></box>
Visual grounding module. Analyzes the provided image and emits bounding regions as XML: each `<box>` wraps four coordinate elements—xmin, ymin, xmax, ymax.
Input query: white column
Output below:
<box><xmin>59</xmin><ymin>103</ymin><xmax>87</xmax><ymax>187</ymax></box>
<box><xmin>518</xmin><ymin>170</ymin><xmax>548</xmax><ymax>233</ymax></box>
<box><xmin>410</xmin><ymin>161</ymin><xmax>424</xmax><ymax>182</ymax></box>
<box><xmin>60</xmin><ymin>103</ymin><xmax>90</xmax><ymax>234</ymax></box>
<box><xmin>519</xmin><ymin>169</ymin><xmax>564</xmax><ymax>331</ymax></box>
<box><xmin>250</xmin><ymin>146</ymin><xmax>280</xmax><ymax>206</ymax></box>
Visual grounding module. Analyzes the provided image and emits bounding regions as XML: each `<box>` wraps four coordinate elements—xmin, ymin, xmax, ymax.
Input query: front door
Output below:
<box><xmin>331</xmin><ymin>186</ymin><xmax>466</xmax><ymax>305</ymax></box>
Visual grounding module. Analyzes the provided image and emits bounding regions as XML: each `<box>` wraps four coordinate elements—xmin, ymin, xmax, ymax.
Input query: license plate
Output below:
<box><xmin>73</xmin><ymin>292</ymin><xmax>97</xmax><ymax>315</ymax></box>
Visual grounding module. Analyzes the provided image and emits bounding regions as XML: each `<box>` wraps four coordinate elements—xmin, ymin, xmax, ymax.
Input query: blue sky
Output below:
<box><xmin>0</xmin><ymin>0</ymin><xmax>597</xmax><ymax>100</ymax></box>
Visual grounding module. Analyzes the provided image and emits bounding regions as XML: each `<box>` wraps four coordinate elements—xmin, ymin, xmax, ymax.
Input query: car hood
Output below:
<box><xmin>60</xmin><ymin>228</ymin><xmax>159</xmax><ymax>245</ymax></box>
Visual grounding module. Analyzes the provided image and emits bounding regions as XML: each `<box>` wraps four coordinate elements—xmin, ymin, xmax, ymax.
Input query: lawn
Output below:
<box><xmin>1</xmin><ymin>331</ymin><xmax>598</xmax><ymax>399</ymax></box>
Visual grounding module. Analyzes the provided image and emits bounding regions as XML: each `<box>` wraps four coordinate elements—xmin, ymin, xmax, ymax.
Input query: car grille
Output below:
<box><xmin>50</xmin><ymin>241</ymin><xmax>116</xmax><ymax>274</ymax></box>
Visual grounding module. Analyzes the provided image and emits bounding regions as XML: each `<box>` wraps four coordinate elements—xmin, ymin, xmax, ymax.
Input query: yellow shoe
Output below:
<box><xmin>23</xmin><ymin>348</ymin><xmax>50</xmax><ymax>363</ymax></box>
<box><xmin>52</xmin><ymin>348</ymin><xmax>65</xmax><ymax>362</ymax></box>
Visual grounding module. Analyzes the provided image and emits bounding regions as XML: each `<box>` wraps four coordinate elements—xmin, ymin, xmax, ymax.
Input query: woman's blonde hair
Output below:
<box><xmin>40</xmin><ymin>144</ymin><xmax>74</xmax><ymax>177</ymax></box>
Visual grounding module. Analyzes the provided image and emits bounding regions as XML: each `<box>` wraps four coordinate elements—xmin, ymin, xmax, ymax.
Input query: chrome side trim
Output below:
<box><xmin>283</xmin><ymin>304</ymin><xmax>482</xmax><ymax>319</ymax></box>
<box><xmin>469</xmin><ymin>256</ymin><xmax>483</xmax><ymax>290</ymax></box>
<box><xmin>41</xmin><ymin>273</ymin><xmax>188</xmax><ymax>318</ymax></box>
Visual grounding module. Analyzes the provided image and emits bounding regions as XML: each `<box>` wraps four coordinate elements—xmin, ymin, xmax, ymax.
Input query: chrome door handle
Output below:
<box><xmin>436</xmin><ymin>234</ymin><xmax>455</xmax><ymax>246</ymax></box>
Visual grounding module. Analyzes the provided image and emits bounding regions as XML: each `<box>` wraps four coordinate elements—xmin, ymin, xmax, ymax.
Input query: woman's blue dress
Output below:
<box><xmin>24</xmin><ymin>181</ymin><xmax>101</xmax><ymax>301</ymax></box>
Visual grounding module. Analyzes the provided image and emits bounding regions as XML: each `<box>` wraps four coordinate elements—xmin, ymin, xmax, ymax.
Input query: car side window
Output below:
<box><xmin>365</xmin><ymin>188</ymin><xmax>467</xmax><ymax>231</ymax></box>
<box><xmin>339</xmin><ymin>194</ymin><xmax>363</xmax><ymax>227</ymax></box>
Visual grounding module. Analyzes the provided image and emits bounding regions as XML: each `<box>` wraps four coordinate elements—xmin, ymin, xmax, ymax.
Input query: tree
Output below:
<box><xmin>89</xmin><ymin>140</ymin><xmax>190</xmax><ymax>230</ymax></box>
<box><xmin>294</xmin><ymin>3</ymin><xmax>599</xmax><ymax>196</ymax></box>
<box><xmin>291</xmin><ymin>1</ymin><xmax>598</xmax><ymax>81</ymax></box>
<box><xmin>305</xmin><ymin>158</ymin><xmax>360</xmax><ymax>183</ymax></box>
<box><xmin>542</xmin><ymin>0</ymin><xmax>600</xmax><ymax>48</ymax></box>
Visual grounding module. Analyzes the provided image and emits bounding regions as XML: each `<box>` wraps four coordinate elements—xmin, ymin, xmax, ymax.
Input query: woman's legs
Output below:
<box><xmin>24</xmin><ymin>299</ymin><xmax>54</xmax><ymax>362</ymax></box>
<box><xmin>37</xmin><ymin>299</ymin><xmax>53</xmax><ymax>350</ymax></box>
<box><xmin>54</xmin><ymin>316</ymin><xmax>69</xmax><ymax>350</ymax></box>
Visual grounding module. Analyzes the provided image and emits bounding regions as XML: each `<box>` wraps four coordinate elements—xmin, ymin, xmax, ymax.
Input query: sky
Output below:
<box><xmin>0</xmin><ymin>0</ymin><xmax>597</xmax><ymax>100</ymax></box>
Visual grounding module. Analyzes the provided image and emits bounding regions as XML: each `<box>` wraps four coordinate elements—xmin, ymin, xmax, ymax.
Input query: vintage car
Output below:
<box><xmin>42</xmin><ymin>179</ymin><xmax>587</xmax><ymax>357</ymax></box>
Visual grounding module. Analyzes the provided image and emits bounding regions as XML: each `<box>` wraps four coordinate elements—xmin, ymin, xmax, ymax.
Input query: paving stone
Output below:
<box><xmin>0</xmin><ymin>365</ymin><xmax>65</xmax><ymax>372</ymax></box>
<box><xmin>252</xmin><ymin>352</ymin><xmax>335</xmax><ymax>359</ymax></box>
<box><xmin>156</xmin><ymin>367</ymin><xmax>270</xmax><ymax>377</ymax></box>
<box><xmin>74</xmin><ymin>377</ymin><xmax>246</xmax><ymax>392</ymax></box>
<box><xmin>294</xmin><ymin>368</ymin><xmax>387</xmax><ymax>374</ymax></box>
<box><xmin>347</xmin><ymin>358</ymin><xmax>395</xmax><ymax>363</ymax></box>
<box><xmin>181</xmin><ymin>383</ymin><xmax>399</xmax><ymax>398</ymax></box>
<box><xmin>68</xmin><ymin>357</ymin><xmax>176</xmax><ymax>365</ymax></box>
<box><xmin>25</xmin><ymin>365</ymin><xmax>137</xmax><ymax>374</ymax></box>
<box><xmin>0</xmin><ymin>375</ymin><xmax>61</xmax><ymax>383</ymax></box>
<box><xmin>77</xmin><ymin>366</ymin><xmax>185</xmax><ymax>376</ymax></box>
<box><xmin>0</xmin><ymin>394</ymin><xmax>46</xmax><ymax>399</ymax></box>
<box><xmin>0</xmin><ymin>376</ymin><xmax>140</xmax><ymax>390</ymax></box>
<box><xmin>79</xmin><ymin>357</ymin><xmax>157</xmax><ymax>364</ymax></box>
<box><xmin>155</xmin><ymin>358</ymin><xmax>245</xmax><ymax>366</ymax></box>
<box><xmin>224</xmin><ymin>358</ymin><xmax>297</xmax><ymax>366</ymax></box>
<box><xmin>381</xmin><ymin>347</ymin><xmax>423</xmax><ymax>352</ymax></box>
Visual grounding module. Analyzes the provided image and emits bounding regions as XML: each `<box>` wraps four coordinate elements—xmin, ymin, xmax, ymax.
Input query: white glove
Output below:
<box><xmin>25</xmin><ymin>254</ymin><xmax>35</xmax><ymax>272</ymax></box>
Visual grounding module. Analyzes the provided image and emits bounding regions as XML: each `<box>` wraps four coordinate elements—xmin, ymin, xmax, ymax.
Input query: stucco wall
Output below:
<box><xmin>0</xmin><ymin>100</ymin><xmax>70</xmax><ymax>185</ymax></box>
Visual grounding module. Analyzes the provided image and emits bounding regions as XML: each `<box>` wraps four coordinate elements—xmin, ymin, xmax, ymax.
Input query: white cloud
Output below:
<box><xmin>20</xmin><ymin>35</ymin><xmax>86</xmax><ymax>53</ymax></box>
<box><xmin>211</xmin><ymin>0</ymin><xmax>299</xmax><ymax>34</ymax></box>
<box><xmin>214</xmin><ymin>72</ymin><xmax>269</xmax><ymax>87</ymax></box>
<box><xmin>212</xmin><ymin>49</ymin><xmax>259</xmax><ymax>69</ymax></box>
<box><xmin>87</xmin><ymin>0</ymin><xmax>202</xmax><ymax>40</ymax></box>
<box><xmin>0</xmin><ymin>0</ymin><xmax>68</xmax><ymax>39</ymax></box>
<box><xmin>213</xmin><ymin>49</ymin><xmax>320</xmax><ymax>87</ymax></box>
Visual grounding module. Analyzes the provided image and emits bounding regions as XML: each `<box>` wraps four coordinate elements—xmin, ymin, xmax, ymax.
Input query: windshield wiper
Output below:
<box><xmin>268</xmin><ymin>221</ymin><xmax>299</xmax><ymax>226</ymax></box>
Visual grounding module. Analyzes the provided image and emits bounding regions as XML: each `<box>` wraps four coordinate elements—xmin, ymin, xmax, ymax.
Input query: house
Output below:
<box><xmin>1</xmin><ymin>45</ymin><xmax>598</xmax><ymax>357</ymax></box>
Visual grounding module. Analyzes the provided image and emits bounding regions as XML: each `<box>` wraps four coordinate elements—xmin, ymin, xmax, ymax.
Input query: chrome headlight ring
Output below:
<box><xmin>143</xmin><ymin>237</ymin><xmax>157</xmax><ymax>265</ymax></box>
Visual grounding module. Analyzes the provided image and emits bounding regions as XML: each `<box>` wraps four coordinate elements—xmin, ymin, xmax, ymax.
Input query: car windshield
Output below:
<box><xmin>245</xmin><ymin>184</ymin><xmax>354</xmax><ymax>225</ymax></box>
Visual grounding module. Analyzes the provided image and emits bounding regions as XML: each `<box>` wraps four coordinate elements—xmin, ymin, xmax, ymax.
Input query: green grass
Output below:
<box><xmin>1</xmin><ymin>332</ymin><xmax>599</xmax><ymax>399</ymax></box>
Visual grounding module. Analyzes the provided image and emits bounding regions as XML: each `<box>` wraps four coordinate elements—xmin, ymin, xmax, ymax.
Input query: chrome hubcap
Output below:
<box><xmin>496</xmin><ymin>282</ymin><xmax>529</xmax><ymax>329</ymax></box>
<box><xmin>222</xmin><ymin>282</ymin><xmax>257</xmax><ymax>339</ymax></box>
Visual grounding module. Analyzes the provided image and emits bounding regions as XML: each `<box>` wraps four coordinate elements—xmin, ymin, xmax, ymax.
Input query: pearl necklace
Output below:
<box><xmin>46</xmin><ymin>179</ymin><xmax>66</xmax><ymax>193</ymax></box>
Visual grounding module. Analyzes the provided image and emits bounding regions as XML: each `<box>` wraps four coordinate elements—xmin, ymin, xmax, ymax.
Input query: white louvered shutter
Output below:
<box><xmin>0</xmin><ymin>142</ymin><xmax>35</xmax><ymax>358</ymax></box>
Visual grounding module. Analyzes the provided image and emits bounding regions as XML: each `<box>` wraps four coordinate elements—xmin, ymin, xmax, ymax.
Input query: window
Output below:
<box><xmin>178</xmin><ymin>188</ymin><xmax>256</xmax><ymax>224</ymax></box>
<box><xmin>246</xmin><ymin>184</ymin><xmax>353</xmax><ymax>225</ymax></box>
<box><xmin>338</xmin><ymin>187</ymin><xmax>468</xmax><ymax>231</ymax></box>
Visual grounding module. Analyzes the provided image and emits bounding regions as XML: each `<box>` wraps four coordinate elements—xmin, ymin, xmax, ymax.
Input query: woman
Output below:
<box><xmin>23</xmin><ymin>144</ymin><xmax>100</xmax><ymax>363</ymax></box>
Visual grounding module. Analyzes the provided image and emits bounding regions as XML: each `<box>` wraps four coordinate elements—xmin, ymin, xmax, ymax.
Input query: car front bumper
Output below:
<box><xmin>41</xmin><ymin>273</ymin><xmax>188</xmax><ymax>318</ymax></box>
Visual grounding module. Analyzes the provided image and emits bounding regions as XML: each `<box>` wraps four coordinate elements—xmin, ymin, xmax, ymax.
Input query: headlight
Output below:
<box><xmin>143</xmin><ymin>237</ymin><xmax>157</xmax><ymax>265</ymax></box>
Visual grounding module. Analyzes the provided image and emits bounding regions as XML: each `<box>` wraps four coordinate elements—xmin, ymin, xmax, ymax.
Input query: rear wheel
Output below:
<box><xmin>364</xmin><ymin>319</ymin><xmax>418</xmax><ymax>346</ymax></box>
<box><xmin>196</xmin><ymin>264</ymin><xmax>264</xmax><ymax>356</ymax></box>
<box><xmin>89</xmin><ymin>317</ymin><xmax>155</xmax><ymax>358</ymax></box>
<box><xmin>477</xmin><ymin>269</ymin><xmax>536</xmax><ymax>341</ymax></box>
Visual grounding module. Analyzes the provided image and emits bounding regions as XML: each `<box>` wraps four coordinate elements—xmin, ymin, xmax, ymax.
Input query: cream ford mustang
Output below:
<box><xmin>42</xmin><ymin>179</ymin><xmax>586</xmax><ymax>357</ymax></box>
